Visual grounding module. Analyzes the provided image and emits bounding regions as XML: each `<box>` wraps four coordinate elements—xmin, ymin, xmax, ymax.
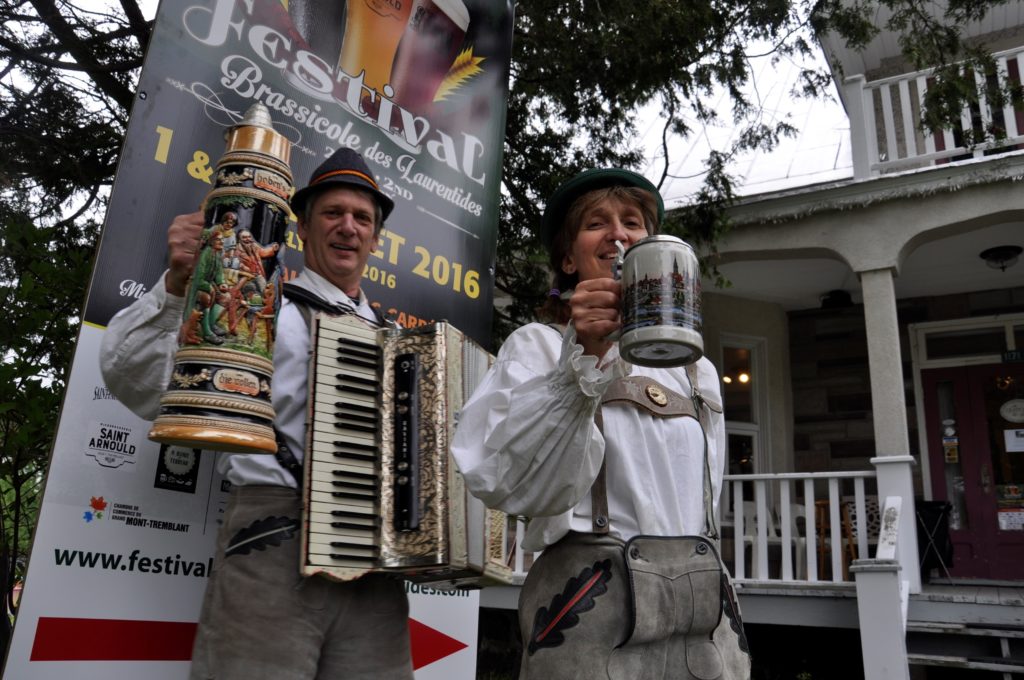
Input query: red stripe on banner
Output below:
<box><xmin>30</xmin><ymin>617</ymin><xmax>197</xmax><ymax>661</ymax></box>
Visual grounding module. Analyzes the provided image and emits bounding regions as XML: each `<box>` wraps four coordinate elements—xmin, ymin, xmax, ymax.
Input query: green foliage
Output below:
<box><xmin>0</xmin><ymin>205</ymin><xmax>99</xmax><ymax>644</ymax></box>
<box><xmin>0</xmin><ymin>0</ymin><xmax>141</xmax><ymax>647</ymax></box>
<box><xmin>497</xmin><ymin>0</ymin><xmax>833</xmax><ymax>338</ymax></box>
<box><xmin>815</xmin><ymin>0</ymin><xmax>1024</xmax><ymax>145</ymax></box>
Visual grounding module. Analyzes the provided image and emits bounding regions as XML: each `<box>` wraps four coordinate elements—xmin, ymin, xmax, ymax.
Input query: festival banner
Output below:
<box><xmin>5</xmin><ymin>0</ymin><xmax>513</xmax><ymax>677</ymax></box>
<box><xmin>86</xmin><ymin>0</ymin><xmax>512</xmax><ymax>342</ymax></box>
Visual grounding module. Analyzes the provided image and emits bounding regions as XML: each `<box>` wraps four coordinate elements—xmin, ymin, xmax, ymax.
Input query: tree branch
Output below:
<box><xmin>27</xmin><ymin>0</ymin><xmax>135</xmax><ymax>108</ymax></box>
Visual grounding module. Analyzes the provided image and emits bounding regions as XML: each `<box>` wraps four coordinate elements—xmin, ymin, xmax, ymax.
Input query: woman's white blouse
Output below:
<box><xmin>450</xmin><ymin>322</ymin><xmax>725</xmax><ymax>552</ymax></box>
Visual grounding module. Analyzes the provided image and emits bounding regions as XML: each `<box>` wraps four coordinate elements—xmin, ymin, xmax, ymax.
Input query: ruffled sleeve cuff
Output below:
<box><xmin>555</xmin><ymin>323</ymin><xmax>630</xmax><ymax>399</ymax></box>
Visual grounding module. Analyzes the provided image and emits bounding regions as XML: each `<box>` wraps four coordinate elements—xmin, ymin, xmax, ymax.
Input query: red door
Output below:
<box><xmin>921</xmin><ymin>363</ymin><xmax>1024</xmax><ymax>580</ymax></box>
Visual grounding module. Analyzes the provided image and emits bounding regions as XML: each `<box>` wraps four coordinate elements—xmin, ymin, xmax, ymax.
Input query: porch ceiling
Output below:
<box><xmin>704</xmin><ymin>219</ymin><xmax>1024</xmax><ymax>311</ymax></box>
<box><xmin>820</xmin><ymin>1</ymin><xmax>1024</xmax><ymax>82</ymax></box>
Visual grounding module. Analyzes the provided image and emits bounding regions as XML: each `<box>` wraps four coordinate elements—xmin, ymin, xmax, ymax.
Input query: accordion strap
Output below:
<box><xmin>282</xmin><ymin>281</ymin><xmax>387</xmax><ymax>326</ymax></box>
<box><xmin>274</xmin><ymin>428</ymin><xmax>302</xmax><ymax>486</ymax></box>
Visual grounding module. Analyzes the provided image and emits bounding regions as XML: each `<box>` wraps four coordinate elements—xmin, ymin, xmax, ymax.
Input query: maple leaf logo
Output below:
<box><xmin>89</xmin><ymin>497</ymin><xmax>107</xmax><ymax>512</ymax></box>
<box><xmin>83</xmin><ymin>512</ymin><xmax>94</xmax><ymax>523</ymax></box>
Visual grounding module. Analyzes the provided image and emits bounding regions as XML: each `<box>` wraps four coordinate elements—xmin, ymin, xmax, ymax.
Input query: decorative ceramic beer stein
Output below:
<box><xmin>148</xmin><ymin>102</ymin><xmax>293</xmax><ymax>454</ymax></box>
<box><xmin>618</xmin><ymin>235</ymin><xmax>704</xmax><ymax>367</ymax></box>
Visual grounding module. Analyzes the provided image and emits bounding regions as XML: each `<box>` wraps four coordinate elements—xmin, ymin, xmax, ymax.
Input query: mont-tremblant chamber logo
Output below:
<box><xmin>80</xmin><ymin>495</ymin><xmax>190</xmax><ymax>534</ymax></box>
<box><xmin>83</xmin><ymin>496</ymin><xmax>108</xmax><ymax>523</ymax></box>
<box><xmin>84</xmin><ymin>421</ymin><xmax>138</xmax><ymax>469</ymax></box>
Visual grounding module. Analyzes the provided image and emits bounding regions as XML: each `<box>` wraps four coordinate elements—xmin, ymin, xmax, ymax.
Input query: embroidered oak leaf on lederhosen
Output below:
<box><xmin>527</xmin><ymin>559</ymin><xmax>613</xmax><ymax>654</ymax></box>
<box><xmin>721</xmin><ymin>573</ymin><xmax>750</xmax><ymax>654</ymax></box>
<box><xmin>224</xmin><ymin>516</ymin><xmax>298</xmax><ymax>557</ymax></box>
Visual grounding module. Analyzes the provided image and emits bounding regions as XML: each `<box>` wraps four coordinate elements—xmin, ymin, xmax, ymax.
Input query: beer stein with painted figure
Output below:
<box><xmin>148</xmin><ymin>103</ymin><xmax>294</xmax><ymax>455</ymax></box>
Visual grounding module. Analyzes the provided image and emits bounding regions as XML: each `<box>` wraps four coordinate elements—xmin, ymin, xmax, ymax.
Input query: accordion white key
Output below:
<box><xmin>302</xmin><ymin>314</ymin><xmax>516</xmax><ymax>587</ymax></box>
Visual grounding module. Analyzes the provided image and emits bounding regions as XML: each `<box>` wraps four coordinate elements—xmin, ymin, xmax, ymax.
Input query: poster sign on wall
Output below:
<box><xmin>5</xmin><ymin>0</ymin><xmax>513</xmax><ymax>677</ymax></box>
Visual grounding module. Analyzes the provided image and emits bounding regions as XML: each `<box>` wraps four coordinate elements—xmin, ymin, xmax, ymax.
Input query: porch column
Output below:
<box><xmin>843</xmin><ymin>74</ymin><xmax>877</xmax><ymax>180</ymax></box>
<box><xmin>859</xmin><ymin>267</ymin><xmax>922</xmax><ymax>594</ymax></box>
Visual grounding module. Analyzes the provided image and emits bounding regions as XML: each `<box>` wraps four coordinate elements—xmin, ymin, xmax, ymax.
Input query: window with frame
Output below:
<box><xmin>720</xmin><ymin>339</ymin><xmax>766</xmax><ymax>507</ymax></box>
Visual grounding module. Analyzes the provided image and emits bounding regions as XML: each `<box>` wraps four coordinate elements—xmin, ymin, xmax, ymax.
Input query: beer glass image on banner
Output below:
<box><xmin>339</xmin><ymin>0</ymin><xmax>414</xmax><ymax>94</ymax></box>
<box><xmin>287</xmin><ymin>0</ymin><xmax>348</xmax><ymax>64</ymax></box>
<box><xmin>391</xmin><ymin>0</ymin><xmax>471</xmax><ymax>115</ymax></box>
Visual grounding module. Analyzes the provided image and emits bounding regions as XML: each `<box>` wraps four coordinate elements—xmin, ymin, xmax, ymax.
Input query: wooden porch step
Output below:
<box><xmin>907</xmin><ymin>653</ymin><xmax>1024</xmax><ymax>673</ymax></box>
<box><xmin>907</xmin><ymin>621</ymin><xmax>1024</xmax><ymax>638</ymax></box>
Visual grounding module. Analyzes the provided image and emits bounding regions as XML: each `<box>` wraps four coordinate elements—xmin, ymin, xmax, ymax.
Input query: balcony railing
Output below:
<box><xmin>503</xmin><ymin>469</ymin><xmax>881</xmax><ymax>586</ymax></box>
<box><xmin>847</xmin><ymin>45</ymin><xmax>1024</xmax><ymax>177</ymax></box>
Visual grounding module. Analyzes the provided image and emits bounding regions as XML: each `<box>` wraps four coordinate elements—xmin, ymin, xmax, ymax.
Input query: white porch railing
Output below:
<box><xmin>846</xmin><ymin>45</ymin><xmax>1024</xmax><ymax>177</ymax></box>
<box><xmin>504</xmin><ymin>470</ymin><xmax>882</xmax><ymax>586</ymax></box>
<box><xmin>722</xmin><ymin>471</ymin><xmax>879</xmax><ymax>584</ymax></box>
<box><xmin>850</xmin><ymin>496</ymin><xmax>911</xmax><ymax>680</ymax></box>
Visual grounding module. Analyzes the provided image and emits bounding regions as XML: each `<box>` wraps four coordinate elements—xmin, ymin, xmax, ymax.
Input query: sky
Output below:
<box><xmin>635</xmin><ymin>47</ymin><xmax>854</xmax><ymax>209</ymax></box>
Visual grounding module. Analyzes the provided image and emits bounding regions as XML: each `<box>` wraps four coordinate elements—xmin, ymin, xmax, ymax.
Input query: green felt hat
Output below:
<box><xmin>539</xmin><ymin>168</ymin><xmax>664</xmax><ymax>249</ymax></box>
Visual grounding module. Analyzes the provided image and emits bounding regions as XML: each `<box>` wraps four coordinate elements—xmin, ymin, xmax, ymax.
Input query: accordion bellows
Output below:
<box><xmin>302</xmin><ymin>314</ymin><xmax>515</xmax><ymax>587</ymax></box>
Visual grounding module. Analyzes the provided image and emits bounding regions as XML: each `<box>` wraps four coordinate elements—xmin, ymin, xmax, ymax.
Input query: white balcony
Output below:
<box><xmin>846</xmin><ymin>45</ymin><xmax>1024</xmax><ymax>178</ymax></box>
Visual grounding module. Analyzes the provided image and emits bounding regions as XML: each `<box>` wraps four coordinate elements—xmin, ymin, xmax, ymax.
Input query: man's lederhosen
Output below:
<box><xmin>189</xmin><ymin>285</ymin><xmax>413</xmax><ymax>680</ymax></box>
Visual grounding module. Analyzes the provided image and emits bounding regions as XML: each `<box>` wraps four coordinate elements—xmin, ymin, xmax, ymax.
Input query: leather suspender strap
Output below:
<box><xmin>589</xmin><ymin>366</ymin><xmax>719</xmax><ymax>540</ymax></box>
<box><xmin>686</xmin><ymin>362</ymin><xmax>719</xmax><ymax>540</ymax></box>
<box><xmin>590</xmin><ymin>408</ymin><xmax>610</xmax><ymax>534</ymax></box>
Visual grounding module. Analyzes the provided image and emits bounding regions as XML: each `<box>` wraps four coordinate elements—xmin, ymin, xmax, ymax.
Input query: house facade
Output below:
<box><xmin>479</xmin><ymin>5</ymin><xmax>1024</xmax><ymax>678</ymax></box>
<box><xmin>694</xmin><ymin>3</ymin><xmax>1024</xmax><ymax>676</ymax></box>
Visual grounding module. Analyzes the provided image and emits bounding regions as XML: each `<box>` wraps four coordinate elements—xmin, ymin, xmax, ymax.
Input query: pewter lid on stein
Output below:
<box><xmin>623</xmin><ymin>234</ymin><xmax>694</xmax><ymax>255</ymax></box>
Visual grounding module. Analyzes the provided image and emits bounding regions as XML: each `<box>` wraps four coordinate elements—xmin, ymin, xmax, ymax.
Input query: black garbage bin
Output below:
<box><xmin>916</xmin><ymin>500</ymin><xmax>953</xmax><ymax>582</ymax></box>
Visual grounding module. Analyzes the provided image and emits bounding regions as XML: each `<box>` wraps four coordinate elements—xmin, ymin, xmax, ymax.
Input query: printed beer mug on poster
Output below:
<box><xmin>307</xmin><ymin>0</ymin><xmax>471</xmax><ymax>118</ymax></box>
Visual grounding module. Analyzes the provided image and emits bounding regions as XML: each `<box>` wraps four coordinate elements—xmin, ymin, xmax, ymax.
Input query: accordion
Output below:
<box><xmin>301</xmin><ymin>314</ymin><xmax>515</xmax><ymax>588</ymax></box>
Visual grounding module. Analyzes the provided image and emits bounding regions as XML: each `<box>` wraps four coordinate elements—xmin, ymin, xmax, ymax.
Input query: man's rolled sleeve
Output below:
<box><xmin>99</xmin><ymin>273</ymin><xmax>185</xmax><ymax>421</ymax></box>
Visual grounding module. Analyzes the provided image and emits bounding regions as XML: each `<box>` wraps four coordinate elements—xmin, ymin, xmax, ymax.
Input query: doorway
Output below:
<box><xmin>921</xmin><ymin>363</ymin><xmax>1024</xmax><ymax>579</ymax></box>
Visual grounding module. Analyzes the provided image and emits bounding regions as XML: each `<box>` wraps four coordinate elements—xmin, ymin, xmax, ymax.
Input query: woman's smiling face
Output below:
<box><xmin>561</xmin><ymin>198</ymin><xmax>649</xmax><ymax>282</ymax></box>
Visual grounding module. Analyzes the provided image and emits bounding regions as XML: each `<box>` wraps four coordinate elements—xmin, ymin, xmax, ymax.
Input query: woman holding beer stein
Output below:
<box><xmin>452</xmin><ymin>169</ymin><xmax>750</xmax><ymax>680</ymax></box>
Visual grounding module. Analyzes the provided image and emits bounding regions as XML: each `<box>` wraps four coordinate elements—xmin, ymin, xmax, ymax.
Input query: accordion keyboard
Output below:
<box><xmin>306</xmin><ymin>317</ymin><xmax>384</xmax><ymax>573</ymax></box>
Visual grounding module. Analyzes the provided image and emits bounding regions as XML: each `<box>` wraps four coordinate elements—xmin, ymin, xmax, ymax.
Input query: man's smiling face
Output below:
<box><xmin>298</xmin><ymin>186</ymin><xmax>380</xmax><ymax>298</ymax></box>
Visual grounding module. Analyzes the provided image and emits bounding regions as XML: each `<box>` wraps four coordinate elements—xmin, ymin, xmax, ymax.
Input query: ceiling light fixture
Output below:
<box><xmin>979</xmin><ymin>245</ymin><xmax>1023</xmax><ymax>272</ymax></box>
<box><xmin>820</xmin><ymin>289</ymin><xmax>853</xmax><ymax>309</ymax></box>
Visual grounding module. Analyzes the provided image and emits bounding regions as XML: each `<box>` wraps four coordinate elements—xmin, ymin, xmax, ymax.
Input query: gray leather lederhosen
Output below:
<box><xmin>517</xmin><ymin>367</ymin><xmax>751</xmax><ymax>680</ymax></box>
